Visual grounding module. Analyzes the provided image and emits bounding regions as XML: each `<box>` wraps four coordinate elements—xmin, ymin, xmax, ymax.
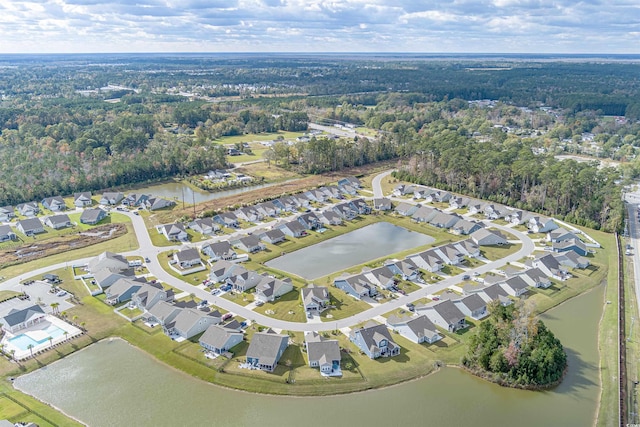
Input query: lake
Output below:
<box><xmin>265</xmin><ymin>221</ymin><xmax>435</xmax><ymax>280</ymax></box>
<box><xmin>13</xmin><ymin>285</ymin><xmax>605</xmax><ymax>427</ymax></box>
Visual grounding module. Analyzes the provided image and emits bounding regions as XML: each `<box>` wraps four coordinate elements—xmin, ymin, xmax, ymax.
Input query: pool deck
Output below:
<box><xmin>1</xmin><ymin>315</ymin><xmax>83</xmax><ymax>361</ymax></box>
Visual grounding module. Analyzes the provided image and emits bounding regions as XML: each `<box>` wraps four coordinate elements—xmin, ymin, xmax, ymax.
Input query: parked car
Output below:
<box><xmin>221</xmin><ymin>313</ymin><xmax>233</xmax><ymax>321</ymax></box>
<box><xmin>462</xmin><ymin>275</ymin><xmax>470</xmax><ymax>280</ymax></box>
<box><xmin>211</xmin><ymin>289</ymin><xmax>221</xmax><ymax>295</ymax></box>
<box><xmin>56</xmin><ymin>290</ymin><xmax>67</xmax><ymax>297</ymax></box>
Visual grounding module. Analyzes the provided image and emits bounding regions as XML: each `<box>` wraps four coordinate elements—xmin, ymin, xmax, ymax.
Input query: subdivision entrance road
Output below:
<box><xmin>0</xmin><ymin>170</ymin><xmax>536</xmax><ymax>332</ymax></box>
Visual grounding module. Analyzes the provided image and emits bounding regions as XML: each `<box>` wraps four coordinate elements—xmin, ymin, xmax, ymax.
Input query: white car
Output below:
<box><xmin>56</xmin><ymin>290</ymin><xmax>67</xmax><ymax>297</ymax></box>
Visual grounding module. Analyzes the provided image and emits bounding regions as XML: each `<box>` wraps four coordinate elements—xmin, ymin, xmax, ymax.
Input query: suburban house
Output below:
<box><xmin>411</xmin><ymin>206</ymin><xmax>437</xmax><ymax>223</ymax></box>
<box><xmin>100</xmin><ymin>192</ymin><xmax>124</xmax><ymax>205</ymax></box>
<box><xmin>0</xmin><ymin>225</ymin><xmax>16</xmax><ymax>242</ymax></box>
<box><xmin>209</xmin><ymin>260</ymin><xmax>247</xmax><ymax>283</ymax></box>
<box><xmin>322</xmin><ymin>185</ymin><xmax>343</xmax><ymax>199</ymax></box>
<box><xmin>73</xmin><ymin>192</ymin><xmax>92</xmax><ymax>207</ymax></box>
<box><xmin>255</xmin><ymin>276</ymin><xmax>294</xmax><ymax>303</ymax></box>
<box><xmin>227</xmin><ymin>270</ymin><xmax>264</xmax><ymax>292</ymax></box>
<box><xmin>188</xmin><ymin>218</ymin><xmax>220</xmax><ymax>235</ymax></box>
<box><xmin>338</xmin><ymin>183</ymin><xmax>357</xmax><ymax>196</ymax></box>
<box><xmin>395</xmin><ymin>202</ymin><xmax>419</xmax><ymax>216</ymax></box>
<box><xmin>304</xmin><ymin>332</ymin><xmax>341</xmax><ymax>375</ymax></box>
<box><xmin>132</xmin><ymin>282</ymin><xmax>174</xmax><ymax>311</ymax></box>
<box><xmin>277</xmin><ymin>220</ymin><xmax>307</xmax><ymax>238</ymax></box>
<box><xmin>274</xmin><ymin>197</ymin><xmax>297</xmax><ymax>213</ymax></box>
<box><xmin>453</xmin><ymin>239</ymin><xmax>481</xmax><ymax>258</ymax></box>
<box><xmin>506</xmin><ymin>210</ymin><xmax>529</xmax><ymax>225</ymax></box>
<box><xmin>16</xmin><ymin>202</ymin><xmax>39</xmax><ymax>217</ymax></box>
<box><xmin>553</xmin><ymin>251</ymin><xmax>590</xmax><ymax>269</ymax></box>
<box><xmin>0</xmin><ymin>305</ymin><xmax>46</xmax><ymax>333</ymax></box>
<box><xmin>453</xmin><ymin>294</ymin><xmax>488</xmax><ymax>319</ymax></box>
<box><xmin>451</xmin><ymin>219</ymin><xmax>483</xmax><ymax>236</ymax></box>
<box><xmin>520</xmin><ymin>267</ymin><xmax>553</xmax><ymax>289</ymax></box>
<box><xmin>173</xmin><ymin>247</ymin><xmax>203</xmax><ymax>269</ymax></box>
<box><xmin>408</xmin><ymin>249</ymin><xmax>443</xmax><ymax>272</ymax></box>
<box><xmin>363</xmin><ymin>266</ymin><xmax>396</xmax><ymax>290</ymax></box>
<box><xmin>160</xmin><ymin>223</ymin><xmax>188</xmax><ymax>242</ymax></box>
<box><xmin>167</xmin><ymin>307</ymin><xmax>221</xmax><ymax>340</ymax></box>
<box><xmin>232</xmin><ymin>235</ymin><xmax>265</xmax><ymax>253</ymax></box>
<box><xmin>0</xmin><ymin>206</ymin><xmax>14</xmax><ymax>222</ymax></box>
<box><xmin>41</xmin><ymin>196</ymin><xmax>67</xmax><ymax>211</ymax></box>
<box><xmin>122</xmin><ymin>193</ymin><xmax>149</xmax><ymax>207</ymax></box>
<box><xmin>80</xmin><ymin>208</ymin><xmax>107</xmax><ymax>225</ymax></box>
<box><xmin>528</xmin><ymin>216</ymin><xmax>558</xmax><ymax>233</ymax></box>
<box><xmin>429</xmin><ymin>212</ymin><xmax>461</xmax><ymax>229</ymax></box>
<box><xmin>387</xmin><ymin>314</ymin><xmax>442</xmax><ymax>344</ymax></box>
<box><xmin>478</xmin><ymin>283</ymin><xmax>513</xmax><ymax>307</ymax></box>
<box><xmin>548</xmin><ymin>227</ymin><xmax>579</xmax><ymax>243</ymax></box>
<box><xmin>202</xmin><ymin>241</ymin><xmax>237</xmax><ymax>261</ymax></box>
<box><xmin>449</xmin><ymin>196</ymin><xmax>470</xmax><ymax>209</ymax></box>
<box><xmin>44</xmin><ymin>214</ymin><xmax>72</xmax><ymax>230</ymax></box>
<box><xmin>235</xmin><ymin>206</ymin><xmax>261</xmax><ymax>223</ymax></box>
<box><xmin>301</xmin><ymin>285</ymin><xmax>330</xmax><ymax>313</ymax></box>
<box><xmin>531</xmin><ymin>253</ymin><xmax>570</xmax><ymax>281</ymax></box>
<box><xmin>499</xmin><ymin>276</ymin><xmax>530</xmax><ymax>297</ymax></box>
<box><xmin>88</xmin><ymin>251</ymin><xmax>131</xmax><ymax>275</ymax></box>
<box><xmin>385</xmin><ymin>259</ymin><xmax>421</xmax><ymax>281</ymax></box>
<box><xmin>16</xmin><ymin>218</ymin><xmax>45</xmax><ymax>236</ymax></box>
<box><xmin>246</xmin><ymin>329</ymin><xmax>289</xmax><ymax>372</ymax></box>
<box><xmin>199</xmin><ymin>324</ymin><xmax>244</xmax><ymax>355</ymax></box>
<box><xmin>392</xmin><ymin>184</ymin><xmax>415</xmax><ymax>197</ymax></box>
<box><xmin>434</xmin><ymin>244</ymin><xmax>464</xmax><ymax>265</ymax></box>
<box><xmin>467</xmin><ymin>202</ymin><xmax>483</xmax><ymax>215</ymax></box>
<box><xmin>297</xmin><ymin>212</ymin><xmax>322</xmax><ymax>230</ymax></box>
<box><xmin>332</xmin><ymin>203</ymin><xmax>357</xmax><ymax>220</ymax></box>
<box><xmin>258</xmin><ymin>229</ymin><xmax>286</xmax><ymax>245</ymax></box>
<box><xmin>373</xmin><ymin>198</ymin><xmax>392</xmax><ymax>211</ymax></box>
<box><xmin>350</xmin><ymin>322</ymin><xmax>400</xmax><ymax>359</ymax></box>
<box><xmin>145</xmin><ymin>300</ymin><xmax>182</xmax><ymax>330</ymax></box>
<box><xmin>104</xmin><ymin>277</ymin><xmax>146</xmax><ymax>305</ymax></box>
<box><xmin>349</xmin><ymin>198</ymin><xmax>371</xmax><ymax>215</ymax></box>
<box><xmin>337</xmin><ymin>176</ymin><xmax>361</xmax><ymax>188</ymax></box>
<box><xmin>213</xmin><ymin>212</ymin><xmax>239</xmax><ymax>228</ymax></box>
<box><xmin>552</xmin><ymin>238</ymin><xmax>588</xmax><ymax>257</ymax></box>
<box><xmin>304</xmin><ymin>189</ymin><xmax>327</xmax><ymax>203</ymax></box>
<box><xmin>418</xmin><ymin>300</ymin><xmax>467</xmax><ymax>332</ymax></box>
<box><xmin>255</xmin><ymin>201</ymin><xmax>280</xmax><ymax>217</ymax></box>
<box><xmin>145</xmin><ymin>197</ymin><xmax>175</xmax><ymax>211</ymax></box>
<box><xmin>319</xmin><ymin>210</ymin><xmax>343</xmax><ymax>226</ymax></box>
<box><xmin>334</xmin><ymin>273</ymin><xmax>378</xmax><ymax>299</ymax></box>
<box><xmin>471</xmin><ymin>228</ymin><xmax>509</xmax><ymax>246</ymax></box>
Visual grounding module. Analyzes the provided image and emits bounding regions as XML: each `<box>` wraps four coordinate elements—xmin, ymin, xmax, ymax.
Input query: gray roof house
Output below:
<box><xmin>332</xmin><ymin>202</ymin><xmax>357</xmax><ymax>220</ymax></box>
<box><xmin>0</xmin><ymin>304</ymin><xmax>46</xmax><ymax>333</ymax></box>
<box><xmin>202</xmin><ymin>241</ymin><xmax>237</xmax><ymax>261</ymax></box>
<box><xmin>297</xmin><ymin>212</ymin><xmax>322</xmax><ymax>230</ymax></box>
<box><xmin>232</xmin><ymin>235</ymin><xmax>265</xmax><ymax>253</ymax></box>
<box><xmin>302</xmin><ymin>285</ymin><xmax>330</xmax><ymax>312</ymax></box>
<box><xmin>255</xmin><ymin>277</ymin><xmax>294</xmax><ymax>303</ymax></box>
<box><xmin>418</xmin><ymin>299</ymin><xmax>467</xmax><ymax>332</ymax></box>
<box><xmin>387</xmin><ymin>314</ymin><xmax>442</xmax><ymax>344</ymax></box>
<box><xmin>0</xmin><ymin>206</ymin><xmax>14</xmax><ymax>222</ymax></box>
<box><xmin>44</xmin><ymin>214</ymin><xmax>72</xmax><ymax>230</ymax></box>
<box><xmin>145</xmin><ymin>197</ymin><xmax>175</xmax><ymax>211</ymax></box>
<box><xmin>429</xmin><ymin>211</ymin><xmax>461</xmax><ymax>229</ymax></box>
<box><xmin>478</xmin><ymin>283</ymin><xmax>513</xmax><ymax>307</ymax></box>
<box><xmin>408</xmin><ymin>249</ymin><xmax>443</xmax><ymax>273</ymax></box>
<box><xmin>319</xmin><ymin>210</ymin><xmax>343</xmax><ymax>226</ymax></box>
<box><xmin>499</xmin><ymin>276</ymin><xmax>530</xmax><ymax>297</ymax></box>
<box><xmin>88</xmin><ymin>251</ymin><xmax>130</xmax><ymax>274</ymax></box>
<box><xmin>258</xmin><ymin>228</ymin><xmax>286</xmax><ymax>245</ymax></box>
<box><xmin>169</xmin><ymin>308</ymin><xmax>221</xmax><ymax>340</ymax></box>
<box><xmin>363</xmin><ymin>266</ymin><xmax>396</xmax><ymax>290</ymax></box>
<box><xmin>337</xmin><ymin>176</ymin><xmax>361</xmax><ymax>188</ymax></box>
<box><xmin>213</xmin><ymin>212</ymin><xmax>239</xmax><ymax>228</ymax></box>
<box><xmin>122</xmin><ymin>193</ymin><xmax>149</xmax><ymax>207</ymax></box>
<box><xmin>434</xmin><ymin>244</ymin><xmax>464</xmax><ymax>265</ymax></box>
<box><xmin>188</xmin><ymin>218</ymin><xmax>220</xmax><ymax>235</ymax></box>
<box><xmin>200</xmin><ymin>325</ymin><xmax>244</xmax><ymax>355</ymax></box>
<box><xmin>100</xmin><ymin>192</ymin><xmax>124</xmax><ymax>205</ymax></box>
<box><xmin>209</xmin><ymin>260</ymin><xmax>246</xmax><ymax>283</ymax></box>
<box><xmin>277</xmin><ymin>220</ymin><xmax>307</xmax><ymax>238</ymax></box>
<box><xmin>41</xmin><ymin>196</ymin><xmax>67</xmax><ymax>211</ymax></box>
<box><xmin>395</xmin><ymin>202</ymin><xmax>419</xmax><ymax>216</ymax></box>
<box><xmin>373</xmin><ymin>198</ymin><xmax>392</xmax><ymax>211</ymax></box>
<box><xmin>80</xmin><ymin>207</ymin><xmax>107</xmax><ymax>225</ymax></box>
<box><xmin>132</xmin><ymin>282</ymin><xmax>174</xmax><ymax>311</ymax></box>
<box><xmin>104</xmin><ymin>277</ymin><xmax>145</xmax><ymax>305</ymax></box>
<box><xmin>17</xmin><ymin>202</ymin><xmax>39</xmax><ymax>217</ymax></box>
<box><xmin>552</xmin><ymin>238</ymin><xmax>588</xmax><ymax>257</ymax></box>
<box><xmin>73</xmin><ymin>192</ymin><xmax>93</xmax><ymax>207</ymax></box>
<box><xmin>235</xmin><ymin>206</ymin><xmax>262</xmax><ymax>223</ymax></box>
<box><xmin>16</xmin><ymin>218</ymin><xmax>45</xmax><ymax>236</ymax></box>
<box><xmin>451</xmin><ymin>219</ymin><xmax>484</xmax><ymax>236</ymax></box>
<box><xmin>350</xmin><ymin>322</ymin><xmax>400</xmax><ymax>359</ymax></box>
<box><xmin>160</xmin><ymin>223</ymin><xmax>188</xmax><ymax>242</ymax></box>
<box><xmin>173</xmin><ymin>247</ymin><xmax>202</xmax><ymax>269</ymax></box>
<box><xmin>548</xmin><ymin>227</ymin><xmax>579</xmax><ymax>243</ymax></box>
<box><xmin>246</xmin><ymin>330</ymin><xmax>289</xmax><ymax>372</ymax></box>
<box><xmin>532</xmin><ymin>253</ymin><xmax>570</xmax><ymax>281</ymax></box>
<box><xmin>453</xmin><ymin>239</ymin><xmax>481</xmax><ymax>258</ymax></box>
<box><xmin>453</xmin><ymin>294</ymin><xmax>488</xmax><ymax>320</ymax></box>
<box><xmin>471</xmin><ymin>228</ymin><xmax>509</xmax><ymax>246</ymax></box>
<box><xmin>528</xmin><ymin>216</ymin><xmax>558</xmax><ymax>233</ymax></box>
<box><xmin>305</xmin><ymin>332</ymin><xmax>341</xmax><ymax>375</ymax></box>
<box><xmin>411</xmin><ymin>206</ymin><xmax>438</xmax><ymax>223</ymax></box>
<box><xmin>385</xmin><ymin>259</ymin><xmax>421</xmax><ymax>282</ymax></box>
<box><xmin>227</xmin><ymin>270</ymin><xmax>264</xmax><ymax>292</ymax></box>
<box><xmin>334</xmin><ymin>273</ymin><xmax>377</xmax><ymax>299</ymax></box>
<box><xmin>520</xmin><ymin>267</ymin><xmax>553</xmax><ymax>289</ymax></box>
<box><xmin>0</xmin><ymin>225</ymin><xmax>17</xmax><ymax>242</ymax></box>
<box><xmin>349</xmin><ymin>198</ymin><xmax>371</xmax><ymax>215</ymax></box>
<box><xmin>553</xmin><ymin>251</ymin><xmax>590</xmax><ymax>269</ymax></box>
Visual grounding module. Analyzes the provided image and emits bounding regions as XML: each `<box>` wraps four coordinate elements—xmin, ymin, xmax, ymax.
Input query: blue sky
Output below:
<box><xmin>0</xmin><ymin>0</ymin><xmax>638</xmax><ymax>53</ymax></box>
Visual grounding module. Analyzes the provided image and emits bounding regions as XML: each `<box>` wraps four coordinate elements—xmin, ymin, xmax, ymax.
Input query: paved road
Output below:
<box><xmin>372</xmin><ymin>170</ymin><xmax>394</xmax><ymax>199</ymax></box>
<box><xmin>624</xmin><ymin>192</ymin><xmax>640</xmax><ymax>329</ymax></box>
<box><xmin>0</xmin><ymin>169</ymin><xmax>537</xmax><ymax>332</ymax></box>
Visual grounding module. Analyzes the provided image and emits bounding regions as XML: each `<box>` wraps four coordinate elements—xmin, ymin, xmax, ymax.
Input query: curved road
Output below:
<box><xmin>0</xmin><ymin>170</ymin><xmax>536</xmax><ymax>332</ymax></box>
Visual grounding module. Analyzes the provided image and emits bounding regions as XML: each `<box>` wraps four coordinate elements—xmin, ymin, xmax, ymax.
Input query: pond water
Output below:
<box><xmin>13</xmin><ymin>285</ymin><xmax>605</xmax><ymax>427</ymax></box>
<box><xmin>265</xmin><ymin>221</ymin><xmax>435</xmax><ymax>280</ymax></box>
<box><xmin>131</xmin><ymin>180</ymin><xmax>288</xmax><ymax>205</ymax></box>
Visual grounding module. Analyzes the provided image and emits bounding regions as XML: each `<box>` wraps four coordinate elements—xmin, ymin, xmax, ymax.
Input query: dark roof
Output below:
<box><xmin>2</xmin><ymin>305</ymin><xmax>45</xmax><ymax>327</ymax></box>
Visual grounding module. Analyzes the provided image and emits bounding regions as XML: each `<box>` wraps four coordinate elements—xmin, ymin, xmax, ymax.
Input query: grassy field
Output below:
<box><xmin>320</xmin><ymin>287</ymin><xmax>372</xmax><ymax>321</ymax></box>
<box><xmin>252</xmin><ymin>289</ymin><xmax>307</xmax><ymax>323</ymax></box>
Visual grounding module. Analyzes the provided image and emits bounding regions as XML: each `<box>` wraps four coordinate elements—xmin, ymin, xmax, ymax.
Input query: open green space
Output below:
<box><xmin>320</xmin><ymin>287</ymin><xmax>372</xmax><ymax>321</ymax></box>
<box><xmin>252</xmin><ymin>289</ymin><xmax>306</xmax><ymax>323</ymax></box>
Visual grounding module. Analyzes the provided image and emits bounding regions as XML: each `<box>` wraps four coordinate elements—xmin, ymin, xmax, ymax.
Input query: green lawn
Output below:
<box><xmin>320</xmin><ymin>288</ymin><xmax>372</xmax><ymax>321</ymax></box>
<box><xmin>253</xmin><ymin>289</ymin><xmax>306</xmax><ymax>323</ymax></box>
<box><xmin>480</xmin><ymin>243</ymin><xmax>522</xmax><ymax>261</ymax></box>
<box><xmin>222</xmin><ymin>291</ymin><xmax>255</xmax><ymax>306</ymax></box>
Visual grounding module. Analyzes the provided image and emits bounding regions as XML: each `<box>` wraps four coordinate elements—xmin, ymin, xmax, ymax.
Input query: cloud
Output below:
<box><xmin>0</xmin><ymin>0</ymin><xmax>636</xmax><ymax>53</ymax></box>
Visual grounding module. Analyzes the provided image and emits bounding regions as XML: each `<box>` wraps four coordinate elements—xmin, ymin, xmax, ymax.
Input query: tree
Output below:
<box><xmin>48</xmin><ymin>336</ymin><xmax>53</xmax><ymax>349</ymax></box>
<box><xmin>27</xmin><ymin>344</ymin><xmax>34</xmax><ymax>358</ymax></box>
<box><xmin>50</xmin><ymin>302</ymin><xmax>60</xmax><ymax>315</ymax></box>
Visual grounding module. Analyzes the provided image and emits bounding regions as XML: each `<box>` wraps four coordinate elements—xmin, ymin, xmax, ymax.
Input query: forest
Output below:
<box><xmin>462</xmin><ymin>302</ymin><xmax>567</xmax><ymax>389</ymax></box>
<box><xmin>0</xmin><ymin>54</ymin><xmax>638</xmax><ymax>232</ymax></box>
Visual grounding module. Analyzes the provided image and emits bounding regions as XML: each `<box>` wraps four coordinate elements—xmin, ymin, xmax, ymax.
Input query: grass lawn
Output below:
<box><xmin>480</xmin><ymin>243</ymin><xmax>522</xmax><ymax>261</ymax></box>
<box><xmin>396</xmin><ymin>280</ymin><xmax>421</xmax><ymax>294</ymax></box>
<box><xmin>0</xmin><ymin>290</ymin><xmax>21</xmax><ymax>302</ymax></box>
<box><xmin>119</xmin><ymin>306</ymin><xmax>143</xmax><ymax>319</ymax></box>
<box><xmin>320</xmin><ymin>288</ymin><xmax>372</xmax><ymax>321</ymax></box>
<box><xmin>235</xmin><ymin>162</ymin><xmax>302</xmax><ymax>182</ymax></box>
<box><xmin>157</xmin><ymin>251</ymin><xmax>209</xmax><ymax>286</ymax></box>
<box><xmin>214</xmin><ymin>131</ymin><xmax>304</xmax><ymax>146</ymax></box>
<box><xmin>222</xmin><ymin>291</ymin><xmax>255</xmax><ymax>307</ymax></box>
<box><xmin>253</xmin><ymin>289</ymin><xmax>307</xmax><ymax>323</ymax></box>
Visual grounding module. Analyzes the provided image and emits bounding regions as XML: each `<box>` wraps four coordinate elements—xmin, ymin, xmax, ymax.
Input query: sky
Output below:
<box><xmin>0</xmin><ymin>0</ymin><xmax>638</xmax><ymax>54</ymax></box>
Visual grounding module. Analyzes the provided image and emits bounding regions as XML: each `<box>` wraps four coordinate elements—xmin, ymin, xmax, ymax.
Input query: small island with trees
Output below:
<box><xmin>462</xmin><ymin>301</ymin><xmax>567</xmax><ymax>389</ymax></box>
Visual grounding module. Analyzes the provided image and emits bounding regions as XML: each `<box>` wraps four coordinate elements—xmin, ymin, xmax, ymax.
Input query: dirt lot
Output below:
<box><xmin>0</xmin><ymin>223</ymin><xmax>126</xmax><ymax>269</ymax></box>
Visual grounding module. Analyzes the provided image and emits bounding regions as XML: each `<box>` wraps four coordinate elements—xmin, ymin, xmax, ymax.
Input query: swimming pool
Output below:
<box><xmin>9</xmin><ymin>324</ymin><xmax>66</xmax><ymax>351</ymax></box>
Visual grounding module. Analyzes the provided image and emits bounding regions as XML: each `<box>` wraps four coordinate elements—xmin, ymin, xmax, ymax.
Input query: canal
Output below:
<box><xmin>13</xmin><ymin>284</ymin><xmax>605</xmax><ymax>426</ymax></box>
